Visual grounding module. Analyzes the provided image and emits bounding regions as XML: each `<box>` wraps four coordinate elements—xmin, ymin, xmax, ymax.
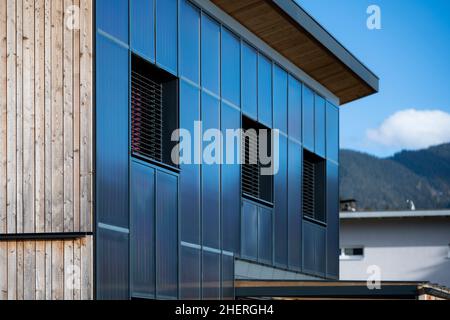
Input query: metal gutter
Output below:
<box><xmin>340</xmin><ymin>210</ymin><xmax>450</xmax><ymax>220</ymax></box>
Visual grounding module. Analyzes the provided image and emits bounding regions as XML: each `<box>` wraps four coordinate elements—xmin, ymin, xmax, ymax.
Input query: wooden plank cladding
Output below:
<box><xmin>0</xmin><ymin>0</ymin><xmax>93</xmax><ymax>234</ymax></box>
<box><xmin>0</xmin><ymin>0</ymin><xmax>93</xmax><ymax>301</ymax></box>
<box><xmin>210</xmin><ymin>0</ymin><xmax>378</xmax><ymax>104</ymax></box>
<box><xmin>0</xmin><ymin>236</ymin><xmax>93</xmax><ymax>300</ymax></box>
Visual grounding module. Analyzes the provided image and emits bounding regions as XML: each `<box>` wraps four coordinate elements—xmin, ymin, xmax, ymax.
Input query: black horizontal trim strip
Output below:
<box><xmin>235</xmin><ymin>285</ymin><xmax>418</xmax><ymax>299</ymax></box>
<box><xmin>0</xmin><ymin>232</ymin><xmax>93</xmax><ymax>241</ymax></box>
<box><xmin>131</xmin><ymin>154</ymin><xmax>180</xmax><ymax>174</ymax></box>
<box><xmin>242</xmin><ymin>194</ymin><xmax>274</xmax><ymax>208</ymax></box>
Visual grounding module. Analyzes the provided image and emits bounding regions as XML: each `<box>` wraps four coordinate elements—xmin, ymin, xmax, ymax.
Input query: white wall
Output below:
<box><xmin>340</xmin><ymin>217</ymin><xmax>450</xmax><ymax>287</ymax></box>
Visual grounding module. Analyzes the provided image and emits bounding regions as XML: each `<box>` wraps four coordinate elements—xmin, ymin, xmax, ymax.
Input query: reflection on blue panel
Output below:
<box><xmin>302</xmin><ymin>221</ymin><xmax>315</xmax><ymax>274</ymax></box>
<box><xmin>131</xmin><ymin>162</ymin><xmax>155</xmax><ymax>298</ymax></box>
<box><xmin>221</xmin><ymin>103</ymin><xmax>241</xmax><ymax>253</ymax></box>
<box><xmin>202</xmin><ymin>251</ymin><xmax>221</xmax><ymax>299</ymax></box>
<box><xmin>316</xmin><ymin>225</ymin><xmax>326</xmax><ymax>276</ymax></box>
<box><xmin>180</xmin><ymin>81</ymin><xmax>201</xmax><ymax>244</ymax></box>
<box><xmin>241</xmin><ymin>200</ymin><xmax>258</xmax><ymax>260</ymax></box>
<box><xmin>96</xmin><ymin>35</ymin><xmax>129</xmax><ymax>228</ymax></box>
<box><xmin>97</xmin><ymin>0</ymin><xmax>129</xmax><ymax>43</ymax></box>
<box><xmin>326</xmin><ymin>161</ymin><xmax>339</xmax><ymax>278</ymax></box>
<box><xmin>180</xmin><ymin>246</ymin><xmax>201</xmax><ymax>299</ymax></box>
<box><xmin>258</xmin><ymin>206</ymin><xmax>273</xmax><ymax>264</ymax></box>
<box><xmin>242</xmin><ymin>43</ymin><xmax>257</xmax><ymax>119</ymax></box>
<box><xmin>180</xmin><ymin>0</ymin><xmax>200</xmax><ymax>84</ymax></box>
<box><xmin>201</xmin><ymin>14</ymin><xmax>220</xmax><ymax>95</ymax></box>
<box><xmin>273</xmin><ymin>65</ymin><xmax>288</xmax><ymax>133</ymax></box>
<box><xmin>315</xmin><ymin>95</ymin><xmax>326</xmax><ymax>158</ymax></box>
<box><xmin>326</xmin><ymin>102</ymin><xmax>339</xmax><ymax>163</ymax></box>
<box><xmin>221</xmin><ymin>28</ymin><xmax>240</xmax><ymax>106</ymax></box>
<box><xmin>258</xmin><ymin>54</ymin><xmax>272</xmax><ymax>127</ymax></box>
<box><xmin>302</xmin><ymin>86</ymin><xmax>314</xmax><ymax>152</ymax></box>
<box><xmin>288</xmin><ymin>142</ymin><xmax>301</xmax><ymax>270</ymax></box>
<box><xmin>202</xmin><ymin>93</ymin><xmax>221</xmax><ymax>249</ymax></box>
<box><xmin>156</xmin><ymin>171</ymin><xmax>178</xmax><ymax>299</ymax></box>
<box><xmin>303</xmin><ymin>220</ymin><xmax>327</xmax><ymax>276</ymax></box>
<box><xmin>274</xmin><ymin>135</ymin><xmax>287</xmax><ymax>267</ymax></box>
<box><xmin>131</xmin><ymin>0</ymin><xmax>154</xmax><ymax>62</ymax></box>
<box><xmin>156</xmin><ymin>0</ymin><xmax>178</xmax><ymax>74</ymax></box>
<box><xmin>97</xmin><ymin>227</ymin><xmax>129</xmax><ymax>300</ymax></box>
<box><xmin>222</xmin><ymin>254</ymin><xmax>235</xmax><ymax>300</ymax></box>
<box><xmin>288</xmin><ymin>76</ymin><xmax>302</xmax><ymax>142</ymax></box>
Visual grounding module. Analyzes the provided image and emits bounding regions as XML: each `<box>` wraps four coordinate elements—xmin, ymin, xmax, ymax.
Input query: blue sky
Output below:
<box><xmin>296</xmin><ymin>0</ymin><xmax>450</xmax><ymax>157</ymax></box>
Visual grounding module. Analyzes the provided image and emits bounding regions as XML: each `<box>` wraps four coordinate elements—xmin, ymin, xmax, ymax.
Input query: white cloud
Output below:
<box><xmin>367</xmin><ymin>109</ymin><xmax>450</xmax><ymax>150</ymax></box>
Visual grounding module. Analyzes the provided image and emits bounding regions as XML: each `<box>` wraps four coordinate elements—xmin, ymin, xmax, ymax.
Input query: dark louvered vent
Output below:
<box><xmin>303</xmin><ymin>156</ymin><xmax>315</xmax><ymax>218</ymax></box>
<box><xmin>131</xmin><ymin>69</ymin><xmax>163</xmax><ymax>162</ymax></box>
<box><xmin>303</xmin><ymin>150</ymin><xmax>326</xmax><ymax>223</ymax></box>
<box><xmin>242</xmin><ymin>116</ymin><xmax>273</xmax><ymax>203</ymax></box>
<box><xmin>131</xmin><ymin>54</ymin><xmax>179</xmax><ymax>167</ymax></box>
<box><xmin>242</xmin><ymin>128</ymin><xmax>259</xmax><ymax>198</ymax></box>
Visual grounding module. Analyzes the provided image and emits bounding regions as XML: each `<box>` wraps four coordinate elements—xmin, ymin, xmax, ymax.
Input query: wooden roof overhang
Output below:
<box><xmin>210</xmin><ymin>0</ymin><xmax>379</xmax><ymax>105</ymax></box>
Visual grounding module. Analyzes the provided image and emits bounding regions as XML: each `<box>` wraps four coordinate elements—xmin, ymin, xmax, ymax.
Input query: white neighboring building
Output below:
<box><xmin>340</xmin><ymin>210</ymin><xmax>450</xmax><ymax>287</ymax></box>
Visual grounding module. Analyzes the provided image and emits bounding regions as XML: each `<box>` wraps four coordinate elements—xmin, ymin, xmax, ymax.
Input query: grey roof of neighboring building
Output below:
<box><xmin>340</xmin><ymin>210</ymin><xmax>450</xmax><ymax>219</ymax></box>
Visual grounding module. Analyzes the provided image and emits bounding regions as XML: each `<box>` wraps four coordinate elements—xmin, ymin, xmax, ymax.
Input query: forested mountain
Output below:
<box><xmin>340</xmin><ymin>143</ymin><xmax>450</xmax><ymax>211</ymax></box>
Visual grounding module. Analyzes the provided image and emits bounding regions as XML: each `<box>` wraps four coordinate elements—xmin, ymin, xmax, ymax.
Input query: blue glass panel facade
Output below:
<box><xmin>273</xmin><ymin>65</ymin><xmax>288</xmax><ymax>133</ymax></box>
<box><xmin>288</xmin><ymin>76</ymin><xmax>302</xmax><ymax>142</ymax></box>
<box><xmin>156</xmin><ymin>0</ymin><xmax>178</xmax><ymax>73</ymax></box>
<box><xmin>326</xmin><ymin>161</ymin><xmax>340</xmax><ymax>279</ymax></box>
<box><xmin>274</xmin><ymin>135</ymin><xmax>288</xmax><ymax>267</ymax></box>
<box><xmin>303</xmin><ymin>220</ymin><xmax>327</xmax><ymax>276</ymax></box>
<box><xmin>97</xmin><ymin>0</ymin><xmax>129</xmax><ymax>43</ymax></box>
<box><xmin>316</xmin><ymin>226</ymin><xmax>327</xmax><ymax>277</ymax></box>
<box><xmin>241</xmin><ymin>43</ymin><xmax>257</xmax><ymax>119</ymax></box>
<box><xmin>222</xmin><ymin>254</ymin><xmax>235</xmax><ymax>300</ymax></box>
<box><xmin>288</xmin><ymin>142</ymin><xmax>302</xmax><ymax>270</ymax></box>
<box><xmin>130</xmin><ymin>0</ymin><xmax>155</xmax><ymax>62</ymax></box>
<box><xmin>131</xmin><ymin>161</ymin><xmax>155</xmax><ymax>298</ymax></box>
<box><xmin>96</xmin><ymin>0</ymin><xmax>342</xmax><ymax>300</ymax></box>
<box><xmin>221</xmin><ymin>29</ymin><xmax>240</xmax><ymax>106</ymax></box>
<box><xmin>180</xmin><ymin>81</ymin><xmax>201</xmax><ymax>244</ymax></box>
<box><xmin>315</xmin><ymin>95</ymin><xmax>326</xmax><ymax>158</ymax></box>
<box><xmin>201</xmin><ymin>14</ymin><xmax>220</xmax><ymax>95</ymax></box>
<box><xmin>258</xmin><ymin>206</ymin><xmax>273</xmax><ymax>264</ymax></box>
<box><xmin>96</xmin><ymin>35</ymin><xmax>129</xmax><ymax>229</ymax></box>
<box><xmin>258</xmin><ymin>54</ymin><xmax>273</xmax><ymax>127</ymax></box>
<box><xmin>302</xmin><ymin>221</ymin><xmax>315</xmax><ymax>275</ymax></box>
<box><xmin>156</xmin><ymin>171</ymin><xmax>178</xmax><ymax>299</ymax></box>
<box><xmin>180</xmin><ymin>245</ymin><xmax>201</xmax><ymax>299</ymax></box>
<box><xmin>96</xmin><ymin>227</ymin><xmax>130</xmax><ymax>300</ymax></box>
<box><xmin>326</xmin><ymin>102</ymin><xmax>339</xmax><ymax>163</ymax></box>
<box><xmin>221</xmin><ymin>103</ymin><xmax>241</xmax><ymax>253</ymax></box>
<box><xmin>202</xmin><ymin>251</ymin><xmax>221</xmax><ymax>299</ymax></box>
<box><xmin>180</xmin><ymin>0</ymin><xmax>200</xmax><ymax>83</ymax></box>
<box><xmin>302</xmin><ymin>86</ymin><xmax>315</xmax><ymax>152</ymax></box>
<box><xmin>202</xmin><ymin>93</ymin><xmax>221</xmax><ymax>249</ymax></box>
<box><xmin>241</xmin><ymin>200</ymin><xmax>258</xmax><ymax>260</ymax></box>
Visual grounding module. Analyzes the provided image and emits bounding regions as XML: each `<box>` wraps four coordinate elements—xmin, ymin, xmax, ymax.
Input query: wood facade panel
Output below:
<box><xmin>0</xmin><ymin>0</ymin><xmax>93</xmax><ymax>300</ymax></box>
<box><xmin>0</xmin><ymin>0</ymin><xmax>93</xmax><ymax>234</ymax></box>
<box><xmin>210</xmin><ymin>0</ymin><xmax>376</xmax><ymax>104</ymax></box>
<box><xmin>0</xmin><ymin>236</ymin><xmax>93</xmax><ymax>300</ymax></box>
<box><xmin>0</xmin><ymin>0</ymin><xmax>7</xmax><ymax>235</ymax></box>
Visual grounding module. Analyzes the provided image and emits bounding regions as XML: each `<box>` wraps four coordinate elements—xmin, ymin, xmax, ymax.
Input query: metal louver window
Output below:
<box><xmin>302</xmin><ymin>156</ymin><xmax>315</xmax><ymax>218</ymax></box>
<box><xmin>242</xmin><ymin>128</ymin><xmax>259</xmax><ymax>199</ymax></box>
<box><xmin>303</xmin><ymin>150</ymin><xmax>326</xmax><ymax>223</ymax></box>
<box><xmin>131</xmin><ymin>69</ymin><xmax>163</xmax><ymax>162</ymax></box>
<box><xmin>241</xmin><ymin>116</ymin><xmax>273</xmax><ymax>203</ymax></box>
<box><xmin>131</xmin><ymin>54</ymin><xmax>179</xmax><ymax>168</ymax></box>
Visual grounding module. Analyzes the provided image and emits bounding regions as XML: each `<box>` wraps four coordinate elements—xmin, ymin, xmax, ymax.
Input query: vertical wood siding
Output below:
<box><xmin>0</xmin><ymin>0</ymin><xmax>94</xmax><ymax>300</ymax></box>
<box><xmin>0</xmin><ymin>236</ymin><xmax>93</xmax><ymax>300</ymax></box>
